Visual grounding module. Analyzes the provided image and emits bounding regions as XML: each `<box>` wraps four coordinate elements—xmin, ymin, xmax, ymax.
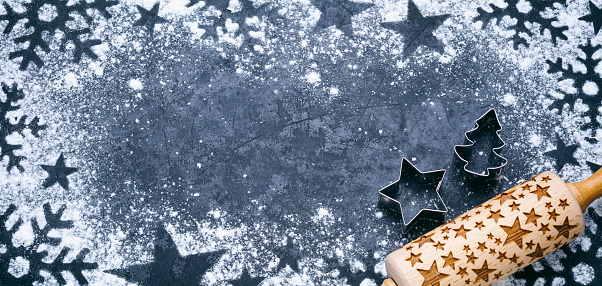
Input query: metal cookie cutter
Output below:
<box><xmin>454</xmin><ymin>108</ymin><xmax>507</xmax><ymax>182</ymax></box>
<box><xmin>378</xmin><ymin>158</ymin><xmax>448</xmax><ymax>233</ymax></box>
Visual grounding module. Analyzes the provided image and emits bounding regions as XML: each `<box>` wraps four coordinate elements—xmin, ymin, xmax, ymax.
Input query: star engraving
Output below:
<box><xmin>541</xmin><ymin>175</ymin><xmax>552</xmax><ymax>183</ymax></box>
<box><xmin>457</xmin><ymin>267</ymin><xmax>468</xmax><ymax>278</ymax></box>
<box><xmin>523</xmin><ymin>208</ymin><xmax>542</xmax><ymax>226</ymax></box>
<box><xmin>416</xmin><ymin>233</ymin><xmax>435</xmax><ymax>248</ymax></box>
<box><xmin>508</xmin><ymin>254</ymin><xmax>519</xmax><ymax>264</ymax></box>
<box><xmin>545</xmin><ymin>202</ymin><xmax>553</xmax><ymax>210</ymax></box>
<box><xmin>483</xmin><ymin>204</ymin><xmax>492</xmax><ymax>210</ymax></box>
<box><xmin>530</xmin><ymin>184</ymin><xmax>551</xmax><ymax>201</ymax></box>
<box><xmin>433</xmin><ymin>241</ymin><xmax>445</xmax><ymax>251</ymax></box>
<box><xmin>406</xmin><ymin>251</ymin><xmax>423</xmax><ymax>267</ymax></box>
<box><xmin>471</xmin><ymin>260</ymin><xmax>496</xmax><ymax>283</ymax></box>
<box><xmin>494</xmin><ymin>238</ymin><xmax>502</xmax><ymax>245</ymax></box>
<box><xmin>548</xmin><ymin>209</ymin><xmax>560</xmax><ymax>221</ymax></box>
<box><xmin>500</xmin><ymin>217</ymin><xmax>532</xmax><ymax>249</ymax></box>
<box><xmin>488</xmin><ymin>209</ymin><xmax>505</xmax><ymax>223</ymax></box>
<box><xmin>539</xmin><ymin>223</ymin><xmax>551</xmax><ymax>234</ymax></box>
<box><xmin>509</xmin><ymin>201</ymin><xmax>521</xmax><ymax>212</ymax></box>
<box><xmin>474</xmin><ymin>221</ymin><xmax>485</xmax><ymax>230</ymax></box>
<box><xmin>494</xmin><ymin>191</ymin><xmax>517</xmax><ymax>206</ymax></box>
<box><xmin>466</xmin><ymin>252</ymin><xmax>478</xmax><ymax>264</ymax></box>
<box><xmin>496</xmin><ymin>252</ymin><xmax>507</xmax><ymax>262</ymax></box>
<box><xmin>441</xmin><ymin>226</ymin><xmax>451</xmax><ymax>233</ymax></box>
<box><xmin>559</xmin><ymin>199</ymin><xmax>569</xmax><ymax>210</ymax></box>
<box><xmin>477</xmin><ymin>242</ymin><xmax>487</xmax><ymax>252</ymax></box>
<box><xmin>41</xmin><ymin>153</ymin><xmax>78</xmax><ymax>190</ymax></box>
<box><xmin>441</xmin><ymin>251</ymin><xmax>460</xmax><ymax>270</ymax></box>
<box><xmin>453</xmin><ymin>225</ymin><xmax>471</xmax><ymax>239</ymax></box>
<box><xmin>460</xmin><ymin>214</ymin><xmax>471</xmax><ymax>221</ymax></box>
<box><xmin>525</xmin><ymin>240</ymin><xmax>535</xmax><ymax>250</ymax></box>
<box><xmin>417</xmin><ymin>261</ymin><xmax>449</xmax><ymax>286</ymax></box>
<box><xmin>463</xmin><ymin>245</ymin><xmax>470</xmax><ymax>252</ymax></box>
<box><xmin>526</xmin><ymin>243</ymin><xmax>549</xmax><ymax>262</ymax></box>
<box><xmin>494</xmin><ymin>272</ymin><xmax>504</xmax><ymax>280</ymax></box>
<box><xmin>381</xmin><ymin>0</ymin><xmax>450</xmax><ymax>57</ymax></box>
<box><xmin>554</xmin><ymin>217</ymin><xmax>579</xmax><ymax>240</ymax></box>
<box><xmin>521</xmin><ymin>184</ymin><xmax>531</xmax><ymax>191</ymax></box>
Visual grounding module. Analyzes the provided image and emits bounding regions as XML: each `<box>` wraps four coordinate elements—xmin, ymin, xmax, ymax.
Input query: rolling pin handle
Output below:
<box><xmin>568</xmin><ymin>166</ymin><xmax>602</xmax><ymax>212</ymax></box>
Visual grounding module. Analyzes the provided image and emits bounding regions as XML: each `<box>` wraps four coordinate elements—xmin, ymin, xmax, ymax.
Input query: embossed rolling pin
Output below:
<box><xmin>381</xmin><ymin>168</ymin><xmax>602</xmax><ymax>286</ymax></box>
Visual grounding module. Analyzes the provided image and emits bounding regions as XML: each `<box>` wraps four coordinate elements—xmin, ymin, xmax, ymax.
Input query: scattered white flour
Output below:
<box><xmin>8</xmin><ymin>256</ymin><xmax>29</xmax><ymax>278</ymax></box>
<box><xmin>305</xmin><ymin>72</ymin><xmax>321</xmax><ymax>84</ymax></box>
<box><xmin>128</xmin><ymin>79</ymin><xmax>144</xmax><ymax>90</ymax></box>
<box><xmin>64</xmin><ymin>72</ymin><xmax>79</xmax><ymax>88</ymax></box>
<box><xmin>583</xmin><ymin>81</ymin><xmax>599</xmax><ymax>96</ymax></box>
<box><xmin>572</xmin><ymin>262</ymin><xmax>595</xmax><ymax>285</ymax></box>
<box><xmin>529</xmin><ymin>134</ymin><xmax>542</xmax><ymax>147</ymax></box>
<box><xmin>502</xmin><ymin>93</ymin><xmax>516</xmax><ymax>106</ymax></box>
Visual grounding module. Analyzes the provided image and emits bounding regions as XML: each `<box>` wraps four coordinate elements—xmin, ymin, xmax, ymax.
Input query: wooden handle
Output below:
<box><xmin>567</xmin><ymin>166</ymin><xmax>602</xmax><ymax>212</ymax></box>
<box><xmin>383</xmin><ymin>171</ymin><xmax>586</xmax><ymax>286</ymax></box>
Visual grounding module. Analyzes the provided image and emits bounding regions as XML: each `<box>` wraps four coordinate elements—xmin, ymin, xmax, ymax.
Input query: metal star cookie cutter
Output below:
<box><xmin>454</xmin><ymin>108</ymin><xmax>507</xmax><ymax>182</ymax></box>
<box><xmin>378</xmin><ymin>158</ymin><xmax>448</xmax><ymax>233</ymax></box>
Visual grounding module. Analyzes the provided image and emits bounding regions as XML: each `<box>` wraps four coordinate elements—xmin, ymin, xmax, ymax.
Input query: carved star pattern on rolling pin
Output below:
<box><xmin>548</xmin><ymin>209</ymin><xmax>560</xmax><ymax>221</ymax></box>
<box><xmin>508</xmin><ymin>201</ymin><xmax>521</xmax><ymax>211</ymax></box>
<box><xmin>539</xmin><ymin>223</ymin><xmax>551</xmax><ymax>234</ymax></box>
<box><xmin>433</xmin><ymin>241</ymin><xmax>445</xmax><ymax>251</ymax></box>
<box><xmin>406</xmin><ymin>251</ymin><xmax>423</xmax><ymax>266</ymax></box>
<box><xmin>553</xmin><ymin>217</ymin><xmax>579</xmax><ymax>239</ymax></box>
<box><xmin>487</xmin><ymin>209</ymin><xmax>504</xmax><ymax>223</ymax></box>
<box><xmin>465</xmin><ymin>252</ymin><xmax>478</xmax><ymax>264</ymax></box>
<box><xmin>457</xmin><ymin>267</ymin><xmax>468</xmax><ymax>278</ymax></box>
<box><xmin>500</xmin><ymin>217</ymin><xmax>532</xmax><ymax>249</ymax></box>
<box><xmin>523</xmin><ymin>208</ymin><xmax>542</xmax><ymax>225</ymax></box>
<box><xmin>521</xmin><ymin>183</ymin><xmax>531</xmax><ymax>191</ymax></box>
<box><xmin>530</xmin><ymin>184</ymin><xmax>551</xmax><ymax>201</ymax></box>
<box><xmin>453</xmin><ymin>225</ymin><xmax>471</xmax><ymax>239</ymax></box>
<box><xmin>526</xmin><ymin>243</ymin><xmax>549</xmax><ymax>262</ymax></box>
<box><xmin>416</xmin><ymin>261</ymin><xmax>449</xmax><ymax>286</ymax></box>
<box><xmin>471</xmin><ymin>260</ymin><xmax>496</xmax><ymax>283</ymax></box>
<box><xmin>441</xmin><ymin>251</ymin><xmax>460</xmax><ymax>270</ymax></box>
<box><xmin>416</xmin><ymin>233</ymin><xmax>435</xmax><ymax>248</ymax></box>
<box><xmin>558</xmin><ymin>199</ymin><xmax>569</xmax><ymax>210</ymax></box>
<box><xmin>493</xmin><ymin>189</ymin><xmax>517</xmax><ymax>205</ymax></box>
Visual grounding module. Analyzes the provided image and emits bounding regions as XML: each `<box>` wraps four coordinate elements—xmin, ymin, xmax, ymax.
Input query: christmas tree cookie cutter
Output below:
<box><xmin>378</xmin><ymin>158</ymin><xmax>448</xmax><ymax>233</ymax></box>
<box><xmin>454</xmin><ymin>108</ymin><xmax>507</xmax><ymax>182</ymax></box>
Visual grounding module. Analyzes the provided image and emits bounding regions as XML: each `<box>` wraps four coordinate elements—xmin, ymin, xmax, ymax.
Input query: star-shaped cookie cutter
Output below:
<box><xmin>454</xmin><ymin>108</ymin><xmax>507</xmax><ymax>182</ymax></box>
<box><xmin>378</xmin><ymin>158</ymin><xmax>448</xmax><ymax>233</ymax></box>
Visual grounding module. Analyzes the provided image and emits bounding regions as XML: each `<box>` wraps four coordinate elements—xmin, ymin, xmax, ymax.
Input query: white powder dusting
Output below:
<box><xmin>64</xmin><ymin>72</ymin><xmax>79</xmax><ymax>88</ymax></box>
<box><xmin>128</xmin><ymin>79</ymin><xmax>144</xmax><ymax>90</ymax></box>
<box><xmin>502</xmin><ymin>93</ymin><xmax>516</xmax><ymax>106</ymax></box>
<box><xmin>529</xmin><ymin>134</ymin><xmax>541</xmax><ymax>147</ymax></box>
<box><xmin>582</xmin><ymin>81</ymin><xmax>599</xmax><ymax>96</ymax></box>
<box><xmin>8</xmin><ymin>256</ymin><xmax>29</xmax><ymax>278</ymax></box>
<box><xmin>305</xmin><ymin>72</ymin><xmax>321</xmax><ymax>84</ymax></box>
<box><xmin>572</xmin><ymin>262</ymin><xmax>595</xmax><ymax>285</ymax></box>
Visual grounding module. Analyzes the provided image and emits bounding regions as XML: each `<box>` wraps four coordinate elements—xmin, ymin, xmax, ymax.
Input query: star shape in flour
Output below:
<box><xmin>106</xmin><ymin>226</ymin><xmax>225</xmax><ymax>286</ymax></box>
<box><xmin>543</xmin><ymin>134</ymin><xmax>579</xmax><ymax>172</ymax></box>
<box><xmin>580</xmin><ymin>1</ymin><xmax>602</xmax><ymax>35</ymax></box>
<box><xmin>134</xmin><ymin>2</ymin><xmax>167</xmax><ymax>32</ymax></box>
<box><xmin>380</xmin><ymin>0</ymin><xmax>449</xmax><ymax>57</ymax></box>
<box><xmin>41</xmin><ymin>153</ymin><xmax>77</xmax><ymax>190</ymax></box>
<box><xmin>312</xmin><ymin>0</ymin><xmax>374</xmax><ymax>37</ymax></box>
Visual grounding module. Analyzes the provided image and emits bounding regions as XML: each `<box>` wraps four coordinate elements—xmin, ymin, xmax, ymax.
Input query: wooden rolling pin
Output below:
<box><xmin>382</xmin><ymin>168</ymin><xmax>602</xmax><ymax>286</ymax></box>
